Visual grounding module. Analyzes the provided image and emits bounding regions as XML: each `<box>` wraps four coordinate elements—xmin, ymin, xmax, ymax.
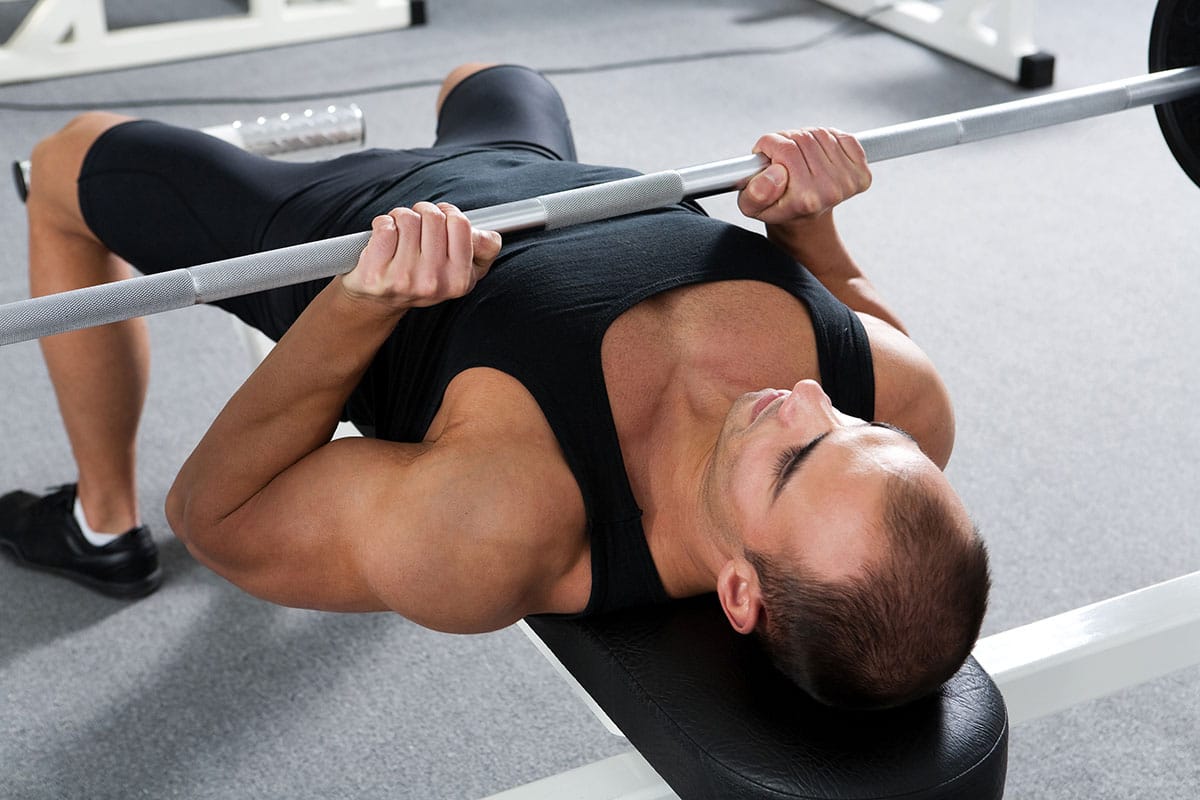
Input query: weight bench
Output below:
<box><xmin>514</xmin><ymin>600</ymin><xmax>1007</xmax><ymax>799</ymax></box>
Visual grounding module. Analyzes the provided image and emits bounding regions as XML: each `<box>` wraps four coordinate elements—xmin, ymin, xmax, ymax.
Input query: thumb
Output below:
<box><xmin>740</xmin><ymin>163</ymin><xmax>788</xmax><ymax>215</ymax></box>
<box><xmin>356</xmin><ymin>213</ymin><xmax>399</xmax><ymax>271</ymax></box>
<box><xmin>471</xmin><ymin>228</ymin><xmax>502</xmax><ymax>270</ymax></box>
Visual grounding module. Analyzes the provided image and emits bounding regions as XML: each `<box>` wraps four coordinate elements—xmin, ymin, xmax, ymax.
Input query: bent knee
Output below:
<box><xmin>436</xmin><ymin>62</ymin><xmax>501</xmax><ymax>114</ymax></box>
<box><xmin>28</xmin><ymin>111</ymin><xmax>134</xmax><ymax>211</ymax></box>
<box><xmin>32</xmin><ymin>111</ymin><xmax>133</xmax><ymax>167</ymax></box>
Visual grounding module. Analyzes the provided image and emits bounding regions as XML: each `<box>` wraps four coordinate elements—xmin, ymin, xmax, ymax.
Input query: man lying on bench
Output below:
<box><xmin>0</xmin><ymin>62</ymin><xmax>990</xmax><ymax>711</ymax></box>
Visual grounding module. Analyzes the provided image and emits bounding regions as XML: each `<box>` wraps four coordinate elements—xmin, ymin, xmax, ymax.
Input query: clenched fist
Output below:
<box><xmin>738</xmin><ymin>128</ymin><xmax>871</xmax><ymax>225</ymax></box>
<box><xmin>342</xmin><ymin>202</ymin><xmax>502</xmax><ymax>313</ymax></box>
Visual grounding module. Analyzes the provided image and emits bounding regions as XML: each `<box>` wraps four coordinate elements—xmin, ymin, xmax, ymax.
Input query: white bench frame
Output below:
<box><xmin>0</xmin><ymin>0</ymin><xmax>421</xmax><ymax>85</ymax></box>
<box><xmin>972</xmin><ymin>570</ymin><xmax>1200</xmax><ymax>725</ymax></box>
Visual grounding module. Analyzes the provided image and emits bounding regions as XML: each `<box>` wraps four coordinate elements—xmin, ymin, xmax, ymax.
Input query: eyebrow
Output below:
<box><xmin>867</xmin><ymin>420</ymin><xmax>918</xmax><ymax>444</ymax></box>
<box><xmin>770</xmin><ymin>421</ymin><xmax>917</xmax><ymax>503</ymax></box>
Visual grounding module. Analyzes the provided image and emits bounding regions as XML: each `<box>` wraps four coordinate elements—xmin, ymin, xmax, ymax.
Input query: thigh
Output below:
<box><xmin>79</xmin><ymin>120</ymin><xmax>307</xmax><ymax>272</ymax></box>
<box><xmin>434</xmin><ymin>64</ymin><xmax>577</xmax><ymax>161</ymax></box>
<box><xmin>77</xmin><ymin>120</ymin><xmax>433</xmax><ymax>338</ymax></box>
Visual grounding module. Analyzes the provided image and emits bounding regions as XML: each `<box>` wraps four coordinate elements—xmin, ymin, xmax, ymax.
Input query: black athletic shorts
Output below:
<box><xmin>77</xmin><ymin>64</ymin><xmax>576</xmax><ymax>338</ymax></box>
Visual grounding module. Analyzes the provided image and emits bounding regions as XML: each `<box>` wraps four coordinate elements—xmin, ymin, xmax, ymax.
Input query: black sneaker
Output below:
<box><xmin>0</xmin><ymin>484</ymin><xmax>162</xmax><ymax>598</ymax></box>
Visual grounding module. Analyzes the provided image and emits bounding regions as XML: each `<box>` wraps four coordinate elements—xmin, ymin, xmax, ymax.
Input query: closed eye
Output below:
<box><xmin>771</xmin><ymin>432</ymin><xmax>829</xmax><ymax>501</ymax></box>
<box><xmin>769</xmin><ymin>422</ymin><xmax>915</xmax><ymax>503</ymax></box>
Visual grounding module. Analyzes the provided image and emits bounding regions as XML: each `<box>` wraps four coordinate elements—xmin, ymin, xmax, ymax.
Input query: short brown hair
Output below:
<box><xmin>746</xmin><ymin>474</ymin><xmax>990</xmax><ymax>709</ymax></box>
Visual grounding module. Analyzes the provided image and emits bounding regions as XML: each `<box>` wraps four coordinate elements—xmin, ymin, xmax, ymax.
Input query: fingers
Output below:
<box><xmin>821</xmin><ymin>128</ymin><xmax>871</xmax><ymax>195</ymax></box>
<box><xmin>829</xmin><ymin>128</ymin><xmax>870</xmax><ymax>182</ymax></box>
<box><xmin>739</xmin><ymin>127</ymin><xmax>872</xmax><ymax>224</ymax></box>
<box><xmin>346</xmin><ymin>202</ymin><xmax>502</xmax><ymax>311</ymax></box>
<box><xmin>437</xmin><ymin>203</ymin><xmax>502</xmax><ymax>289</ymax></box>
<box><xmin>418</xmin><ymin>201</ymin><xmax>450</xmax><ymax>265</ymax></box>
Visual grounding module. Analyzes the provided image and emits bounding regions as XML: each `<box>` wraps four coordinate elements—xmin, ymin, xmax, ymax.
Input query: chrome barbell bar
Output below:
<box><xmin>2</xmin><ymin>67</ymin><xmax>1199</xmax><ymax>347</ymax></box>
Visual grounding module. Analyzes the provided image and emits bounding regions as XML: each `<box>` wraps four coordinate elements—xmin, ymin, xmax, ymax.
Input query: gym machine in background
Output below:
<box><xmin>0</xmin><ymin>0</ymin><xmax>425</xmax><ymax>85</ymax></box>
<box><xmin>816</xmin><ymin>0</ymin><xmax>1056</xmax><ymax>88</ymax></box>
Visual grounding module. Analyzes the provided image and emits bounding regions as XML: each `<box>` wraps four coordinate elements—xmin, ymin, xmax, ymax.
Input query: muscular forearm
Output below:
<box><xmin>170</xmin><ymin>278</ymin><xmax>400</xmax><ymax>528</ymax></box>
<box><xmin>767</xmin><ymin>213</ymin><xmax>908</xmax><ymax>335</ymax></box>
<box><xmin>170</xmin><ymin>203</ymin><xmax>498</xmax><ymax>542</ymax></box>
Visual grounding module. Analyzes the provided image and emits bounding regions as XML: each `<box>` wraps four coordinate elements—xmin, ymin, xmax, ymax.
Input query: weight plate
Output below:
<box><xmin>1150</xmin><ymin>0</ymin><xmax>1200</xmax><ymax>188</ymax></box>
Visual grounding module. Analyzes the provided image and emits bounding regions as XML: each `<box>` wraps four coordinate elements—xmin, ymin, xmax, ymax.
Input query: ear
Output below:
<box><xmin>716</xmin><ymin>557</ymin><xmax>763</xmax><ymax>635</ymax></box>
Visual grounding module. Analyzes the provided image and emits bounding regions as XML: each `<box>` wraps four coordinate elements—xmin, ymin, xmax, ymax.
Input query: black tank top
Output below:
<box><xmin>340</xmin><ymin>149</ymin><xmax>875</xmax><ymax>614</ymax></box>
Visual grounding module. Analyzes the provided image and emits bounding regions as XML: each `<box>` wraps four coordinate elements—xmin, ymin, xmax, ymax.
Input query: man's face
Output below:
<box><xmin>705</xmin><ymin>379</ymin><xmax>937</xmax><ymax>581</ymax></box>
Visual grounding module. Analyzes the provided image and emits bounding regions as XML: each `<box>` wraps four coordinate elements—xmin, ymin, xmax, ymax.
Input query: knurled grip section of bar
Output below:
<box><xmin>234</xmin><ymin>104</ymin><xmax>365</xmax><ymax>157</ymax></box>
<box><xmin>189</xmin><ymin>232</ymin><xmax>369</xmax><ymax>302</ymax></box>
<box><xmin>540</xmin><ymin>171</ymin><xmax>686</xmax><ymax>230</ymax></box>
<box><xmin>0</xmin><ymin>232</ymin><xmax>369</xmax><ymax>345</ymax></box>
<box><xmin>0</xmin><ymin>272</ymin><xmax>198</xmax><ymax>344</ymax></box>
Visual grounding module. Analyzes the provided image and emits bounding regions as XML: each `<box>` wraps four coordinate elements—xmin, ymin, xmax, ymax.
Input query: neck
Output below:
<box><xmin>635</xmin><ymin>391</ymin><xmax>738</xmax><ymax>599</ymax></box>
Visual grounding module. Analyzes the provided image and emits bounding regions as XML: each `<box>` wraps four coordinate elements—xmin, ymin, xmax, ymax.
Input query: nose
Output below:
<box><xmin>789</xmin><ymin>379</ymin><xmax>832</xmax><ymax>408</ymax></box>
<box><xmin>791</xmin><ymin>378</ymin><xmax>824</xmax><ymax>397</ymax></box>
<box><xmin>777</xmin><ymin>379</ymin><xmax>834</xmax><ymax>424</ymax></box>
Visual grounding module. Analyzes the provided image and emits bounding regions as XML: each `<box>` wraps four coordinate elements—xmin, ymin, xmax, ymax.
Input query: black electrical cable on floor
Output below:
<box><xmin>0</xmin><ymin>3</ymin><xmax>899</xmax><ymax>112</ymax></box>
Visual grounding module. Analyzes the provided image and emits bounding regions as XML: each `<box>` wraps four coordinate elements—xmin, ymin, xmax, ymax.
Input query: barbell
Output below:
<box><xmin>11</xmin><ymin>104</ymin><xmax>367</xmax><ymax>203</ymax></box>
<box><xmin>0</xmin><ymin>0</ymin><xmax>1196</xmax><ymax>347</ymax></box>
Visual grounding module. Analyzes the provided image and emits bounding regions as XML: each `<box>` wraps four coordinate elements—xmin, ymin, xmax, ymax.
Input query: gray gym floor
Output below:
<box><xmin>1</xmin><ymin>1</ymin><xmax>1198</xmax><ymax>798</ymax></box>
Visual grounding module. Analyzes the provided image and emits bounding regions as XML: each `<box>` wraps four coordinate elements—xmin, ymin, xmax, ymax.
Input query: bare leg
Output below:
<box><xmin>27</xmin><ymin>112</ymin><xmax>144</xmax><ymax>534</ymax></box>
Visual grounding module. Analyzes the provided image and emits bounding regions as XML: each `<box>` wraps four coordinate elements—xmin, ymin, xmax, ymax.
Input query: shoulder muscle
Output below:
<box><xmin>859</xmin><ymin>313</ymin><xmax>956</xmax><ymax>468</ymax></box>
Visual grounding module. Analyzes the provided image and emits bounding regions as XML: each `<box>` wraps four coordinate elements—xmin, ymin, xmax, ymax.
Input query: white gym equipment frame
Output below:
<box><xmin>0</xmin><ymin>0</ymin><xmax>423</xmax><ymax>86</ymax></box>
<box><xmin>816</xmin><ymin>0</ymin><xmax>1055</xmax><ymax>87</ymax></box>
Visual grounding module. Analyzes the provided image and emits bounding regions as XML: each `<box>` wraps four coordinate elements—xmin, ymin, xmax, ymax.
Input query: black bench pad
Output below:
<box><xmin>526</xmin><ymin>594</ymin><xmax>1008</xmax><ymax>799</ymax></box>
